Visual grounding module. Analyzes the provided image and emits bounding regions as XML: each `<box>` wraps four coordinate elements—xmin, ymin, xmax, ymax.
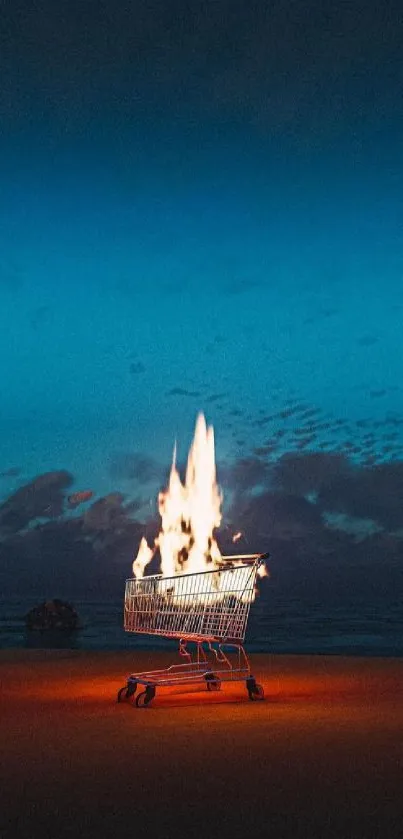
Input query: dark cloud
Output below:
<box><xmin>0</xmin><ymin>503</ymin><xmax>146</xmax><ymax>598</ymax></box>
<box><xmin>108</xmin><ymin>453</ymin><xmax>160</xmax><ymax>484</ymax></box>
<box><xmin>223</xmin><ymin>478</ymin><xmax>403</xmax><ymax>606</ymax></box>
<box><xmin>253</xmin><ymin>443</ymin><xmax>278</xmax><ymax>458</ymax></box>
<box><xmin>232</xmin><ymin>398</ymin><xmax>403</xmax><ymax>472</ymax></box>
<box><xmin>294</xmin><ymin>436</ymin><xmax>316</xmax><ymax>450</ymax></box>
<box><xmin>272</xmin><ymin>451</ymin><xmax>351</xmax><ymax>497</ymax></box>
<box><xmin>218</xmin><ymin>446</ymin><xmax>403</xmax><ymax>602</ymax></box>
<box><xmin>227</xmin><ymin>446</ymin><xmax>403</xmax><ymax>534</ymax></box>
<box><xmin>129</xmin><ymin>361</ymin><xmax>146</xmax><ymax>375</ymax></box>
<box><xmin>251</xmin><ymin>416</ymin><xmax>277</xmax><ymax>428</ymax></box>
<box><xmin>0</xmin><ymin>467</ymin><xmax>21</xmax><ymax>478</ymax></box>
<box><xmin>205</xmin><ymin>393</ymin><xmax>228</xmax><ymax>403</ymax></box>
<box><xmin>0</xmin><ymin>471</ymin><xmax>73</xmax><ymax>536</ymax></box>
<box><xmin>1</xmin><ymin>447</ymin><xmax>403</xmax><ymax>602</ymax></box>
<box><xmin>231</xmin><ymin>490</ymin><xmax>323</xmax><ymax>542</ymax></box>
<box><xmin>318</xmin><ymin>460</ymin><xmax>403</xmax><ymax>530</ymax></box>
<box><xmin>166</xmin><ymin>387</ymin><xmax>202</xmax><ymax>397</ymax></box>
<box><xmin>220</xmin><ymin>456</ymin><xmax>269</xmax><ymax>493</ymax></box>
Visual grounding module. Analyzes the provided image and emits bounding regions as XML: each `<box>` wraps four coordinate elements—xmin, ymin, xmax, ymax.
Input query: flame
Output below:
<box><xmin>132</xmin><ymin>536</ymin><xmax>154</xmax><ymax>578</ymax></box>
<box><xmin>132</xmin><ymin>413</ymin><xmax>268</xmax><ymax>598</ymax></box>
<box><xmin>133</xmin><ymin>414</ymin><xmax>223</xmax><ymax>577</ymax></box>
<box><xmin>257</xmin><ymin>563</ymin><xmax>269</xmax><ymax>579</ymax></box>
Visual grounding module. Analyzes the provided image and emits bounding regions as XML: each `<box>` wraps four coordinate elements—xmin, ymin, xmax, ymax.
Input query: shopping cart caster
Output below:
<box><xmin>117</xmin><ymin>679</ymin><xmax>137</xmax><ymax>703</ymax></box>
<box><xmin>246</xmin><ymin>677</ymin><xmax>265</xmax><ymax>701</ymax></box>
<box><xmin>204</xmin><ymin>672</ymin><xmax>221</xmax><ymax>691</ymax></box>
<box><xmin>135</xmin><ymin>685</ymin><xmax>156</xmax><ymax>708</ymax></box>
<box><xmin>117</xmin><ymin>686</ymin><xmax>129</xmax><ymax>702</ymax></box>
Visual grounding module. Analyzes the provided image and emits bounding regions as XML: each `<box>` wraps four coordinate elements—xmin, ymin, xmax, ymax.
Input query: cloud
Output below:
<box><xmin>0</xmin><ymin>480</ymin><xmax>151</xmax><ymax>597</ymax></box>
<box><xmin>220</xmin><ymin>456</ymin><xmax>270</xmax><ymax>493</ymax></box>
<box><xmin>272</xmin><ymin>451</ymin><xmax>352</xmax><ymax>496</ymax></box>
<box><xmin>129</xmin><ymin>361</ymin><xmax>146</xmax><ymax>375</ymax></box>
<box><xmin>229</xmin><ymin>489</ymin><xmax>323</xmax><ymax>543</ymax></box>
<box><xmin>1</xmin><ymin>444</ymin><xmax>403</xmax><ymax>604</ymax></box>
<box><xmin>0</xmin><ymin>471</ymin><xmax>73</xmax><ymax>535</ymax></box>
<box><xmin>166</xmin><ymin>387</ymin><xmax>202</xmax><ymax>397</ymax></box>
<box><xmin>318</xmin><ymin>460</ymin><xmax>403</xmax><ymax>531</ymax></box>
<box><xmin>217</xmin><ymin>448</ymin><xmax>403</xmax><ymax>602</ymax></box>
<box><xmin>108</xmin><ymin>453</ymin><xmax>161</xmax><ymax>484</ymax></box>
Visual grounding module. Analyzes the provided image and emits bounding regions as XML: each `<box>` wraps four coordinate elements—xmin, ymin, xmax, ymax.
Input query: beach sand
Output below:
<box><xmin>1</xmin><ymin>649</ymin><xmax>402</xmax><ymax>838</ymax></box>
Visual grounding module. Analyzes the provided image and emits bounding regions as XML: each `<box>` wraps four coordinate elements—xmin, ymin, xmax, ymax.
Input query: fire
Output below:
<box><xmin>257</xmin><ymin>563</ymin><xmax>269</xmax><ymax>579</ymax></box>
<box><xmin>133</xmin><ymin>537</ymin><xmax>154</xmax><ymax>578</ymax></box>
<box><xmin>132</xmin><ymin>413</ymin><xmax>268</xmax><ymax>596</ymax></box>
<box><xmin>132</xmin><ymin>414</ymin><xmax>223</xmax><ymax>578</ymax></box>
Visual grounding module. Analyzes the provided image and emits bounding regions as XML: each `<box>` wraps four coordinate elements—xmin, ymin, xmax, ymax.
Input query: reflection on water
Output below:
<box><xmin>24</xmin><ymin>630</ymin><xmax>82</xmax><ymax>650</ymax></box>
<box><xmin>1</xmin><ymin>595</ymin><xmax>402</xmax><ymax>657</ymax></box>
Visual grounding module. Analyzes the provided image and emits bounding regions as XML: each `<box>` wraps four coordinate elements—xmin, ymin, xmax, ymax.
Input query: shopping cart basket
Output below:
<box><xmin>117</xmin><ymin>551</ymin><xmax>269</xmax><ymax>708</ymax></box>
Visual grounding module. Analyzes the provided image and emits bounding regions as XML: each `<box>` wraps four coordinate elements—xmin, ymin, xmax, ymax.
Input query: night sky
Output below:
<box><xmin>1</xmin><ymin>1</ymin><xmax>403</xmax><ymax>599</ymax></box>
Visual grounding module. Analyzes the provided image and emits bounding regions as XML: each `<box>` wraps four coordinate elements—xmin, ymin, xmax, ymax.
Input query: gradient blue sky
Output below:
<box><xmin>1</xmin><ymin>0</ymin><xmax>403</xmax><ymax>513</ymax></box>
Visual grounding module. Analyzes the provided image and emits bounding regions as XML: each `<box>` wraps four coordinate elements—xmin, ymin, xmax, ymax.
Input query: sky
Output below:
<box><xmin>0</xmin><ymin>0</ymin><xmax>403</xmax><ymax>598</ymax></box>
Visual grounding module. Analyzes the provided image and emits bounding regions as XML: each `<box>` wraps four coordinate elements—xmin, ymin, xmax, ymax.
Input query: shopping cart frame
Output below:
<box><xmin>117</xmin><ymin>551</ymin><xmax>269</xmax><ymax>708</ymax></box>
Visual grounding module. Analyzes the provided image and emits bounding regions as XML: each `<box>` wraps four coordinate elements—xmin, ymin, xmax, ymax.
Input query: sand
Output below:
<box><xmin>1</xmin><ymin>649</ymin><xmax>403</xmax><ymax>838</ymax></box>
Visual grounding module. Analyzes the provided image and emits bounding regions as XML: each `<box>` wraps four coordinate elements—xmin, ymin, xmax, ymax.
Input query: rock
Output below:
<box><xmin>25</xmin><ymin>599</ymin><xmax>80</xmax><ymax>632</ymax></box>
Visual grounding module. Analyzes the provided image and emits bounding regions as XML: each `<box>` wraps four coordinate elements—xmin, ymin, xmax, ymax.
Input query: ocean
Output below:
<box><xmin>1</xmin><ymin>594</ymin><xmax>402</xmax><ymax>657</ymax></box>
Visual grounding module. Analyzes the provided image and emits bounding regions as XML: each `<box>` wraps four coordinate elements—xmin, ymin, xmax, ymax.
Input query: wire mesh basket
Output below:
<box><xmin>124</xmin><ymin>560</ymin><xmax>259</xmax><ymax>643</ymax></box>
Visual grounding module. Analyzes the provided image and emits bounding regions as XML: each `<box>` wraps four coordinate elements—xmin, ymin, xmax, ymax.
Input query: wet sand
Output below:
<box><xmin>1</xmin><ymin>650</ymin><xmax>403</xmax><ymax>838</ymax></box>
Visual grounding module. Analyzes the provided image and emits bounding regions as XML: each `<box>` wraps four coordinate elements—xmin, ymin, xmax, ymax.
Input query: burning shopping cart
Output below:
<box><xmin>117</xmin><ymin>551</ymin><xmax>269</xmax><ymax>708</ymax></box>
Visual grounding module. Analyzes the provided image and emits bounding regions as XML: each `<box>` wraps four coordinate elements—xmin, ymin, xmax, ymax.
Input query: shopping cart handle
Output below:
<box><xmin>258</xmin><ymin>552</ymin><xmax>270</xmax><ymax>561</ymax></box>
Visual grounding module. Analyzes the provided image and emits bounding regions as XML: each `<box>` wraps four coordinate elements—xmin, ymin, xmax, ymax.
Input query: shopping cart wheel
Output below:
<box><xmin>135</xmin><ymin>686</ymin><xmax>156</xmax><ymax>708</ymax></box>
<box><xmin>117</xmin><ymin>680</ymin><xmax>137</xmax><ymax>703</ymax></box>
<box><xmin>205</xmin><ymin>673</ymin><xmax>221</xmax><ymax>691</ymax></box>
<box><xmin>117</xmin><ymin>686</ymin><xmax>129</xmax><ymax>702</ymax></box>
<box><xmin>246</xmin><ymin>678</ymin><xmax>265</xmax><ymax>701</ymax></box>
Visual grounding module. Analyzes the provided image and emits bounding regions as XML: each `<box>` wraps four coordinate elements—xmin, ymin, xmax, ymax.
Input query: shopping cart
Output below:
<box><xmin>117</xmin><ymin>551</ymin><xmax>269</xmax><ymax>708</ymax></box>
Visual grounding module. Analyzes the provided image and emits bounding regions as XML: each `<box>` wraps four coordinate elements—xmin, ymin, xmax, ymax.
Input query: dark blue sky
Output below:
<box><xmin>1</xmin><ymin>0</ymin><xmax>403</xmax><ymax>596</ymax></box>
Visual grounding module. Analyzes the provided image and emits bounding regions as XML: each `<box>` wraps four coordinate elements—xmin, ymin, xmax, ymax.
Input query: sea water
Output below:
<box><xmin>1</xmin><ymin>594</ymin><xmax>402</xmax><ymax>657</ymax></box>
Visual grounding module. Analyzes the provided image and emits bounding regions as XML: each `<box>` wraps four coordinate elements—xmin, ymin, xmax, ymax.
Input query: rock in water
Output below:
<box><xmin>25</xmin><ymin>599</ymin><xmax>79</xmax><ymax>632</ymax></box>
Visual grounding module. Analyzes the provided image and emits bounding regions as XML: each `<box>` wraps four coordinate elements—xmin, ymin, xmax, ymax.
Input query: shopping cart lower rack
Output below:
<box><xmin>117</xmin><ymin>552</ymin><xmax>269</xmax><ymax>708</ymax></box>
